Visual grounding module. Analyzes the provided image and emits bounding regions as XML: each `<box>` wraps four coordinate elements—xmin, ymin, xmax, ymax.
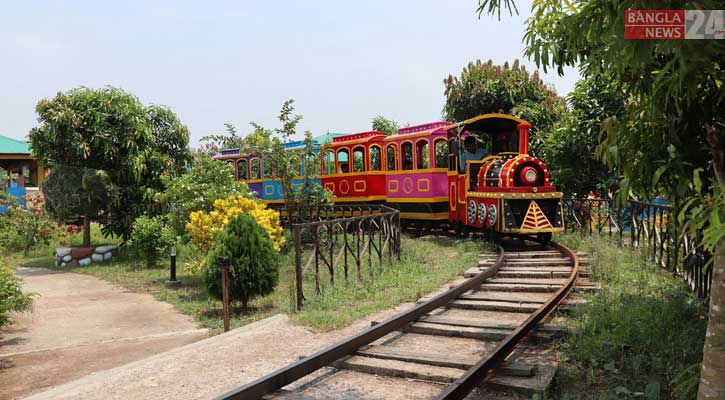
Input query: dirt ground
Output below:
<box><xmin>0</xmin><ymin>267</ymin><xmax>209</xmax><ymax>400</ymax></box>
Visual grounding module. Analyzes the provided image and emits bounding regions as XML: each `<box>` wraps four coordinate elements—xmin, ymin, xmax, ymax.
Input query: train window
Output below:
<box><xmin>237</xmin><ymin>159</ymin><xmax>248</xmax><ymax>180</ymax></box>
<box><xmin>290</xmin><ymin>152</ymin><xmax>303</xmax><ymax>177</ymax></box>
<box><xmin>353</xmin><ymin>146</ymin><xmax>366</xmax><ymax>172</ymax></box>
<box><xmin>263</xmin><ymin>156</ymin><xmax>273</xmax><ymax>178</ymax></box>
<box><xmin>305</xmin><ymin>154</ymin><xmax>319</xmax><ymax>175</ymax></box>
<box><xmin>337</xmin><ymin>148</ymin><xmax>350</xmax><ymax>174</ymax></box>
<box><xmin>415</xmin><ymin>139</ymin><xmax>429</xmax><ymax>169</ymax></box>
<box><xmin>321</xmin><ymin>150</ymin><xmax>335</xmax><ymax>175</ymax></box>
<box><xmin>250</xmin><ymin>158</ymin><xmax>261</xmax><ymax>179</ymax></box>
<box><xmin>369</xmin><ymin>146</ymin><xmax>381</xmax><ymax>171</ymax></box>
<box><xmin>401</xmin><ymin>142</ymin><xmax>413</xmax><ymax>170</ymax></box>
<box><xmin>434</xmin><ymin>139</ymin><xmax>448</xmax><ymax>169</ymax></box>
<box><xmin>448</xmin><ymin>138</ymin><xmax>459</xmax><ymax>172</ymax></box>
<box><xmin>387</xmin><ymin>144</ymin><xmax>397</xmax><ymax>171</ymax></box>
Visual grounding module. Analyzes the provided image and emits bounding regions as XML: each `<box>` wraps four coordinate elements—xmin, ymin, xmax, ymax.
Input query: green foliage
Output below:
<box><xmin>157</xmin><ymin>156</ymin><xmax>252</xmax><ymax>236</ymax></box>
<box><xmin>204</xmin><ymin>214</ymin><xmax>280</xmax><ymax>308</ymax></box>
<box><xmin>1</xmin><ymin>196</ymin><xmax>65</xmax><ymax>256</ymax></box>
<box><xmin>41</xmin><ymin>165</ymin><xmax>113</xmax><ymax>224</ymax></box>
<box><xmin>541</xmin><ymin>74</ymin><xmax>627</xmax><ymax>195</ymax></box>
<box><xmin>128</xmin><ymin>216</ymin><xmax>175</xmax><ymax>268</ymax></box>
<box><xmin>476</xmin><ymin>0</ymin><xmax>724</xmax><ymax>254</ymax></box>
<box><xmin>0</xmin><ymin>259</ymin><xmax>34</xmax><ymax>327</ymax></box>
<box><xmin>201</xmin><ymin>100</ymin><xmax>332</xmax><ymax>220</ymax></box>
<box><xmin>371</xmin><ymin>115</ymin><xmax>400</xmax><ymax>136</ymax></box>
<box><xmin>555</xmin><ymin>233</ymin><xmax>706</xmax><ymax>400</ymax></box>
<box><xmin>29</xmin><ymin>87</ymin><xmax>192</xmax><ymax>241</ymax></box>
<box><xmin>443</xmin><ymin>59</ymin><xmax>565</xmax><ymax>154</ymax></box>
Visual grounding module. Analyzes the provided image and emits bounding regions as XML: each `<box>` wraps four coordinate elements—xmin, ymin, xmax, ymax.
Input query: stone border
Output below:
<box><xmin>55</xmin><ymin>245</ymin><xmax>119</xmax><ymax>267</ymax></box>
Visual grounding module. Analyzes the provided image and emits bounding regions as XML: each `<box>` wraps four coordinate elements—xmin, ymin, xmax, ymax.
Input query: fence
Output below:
<box><xmin>562</xmin><ymin>198</ymin><xmax>712</xmax><ymax>302</ymax></box>
<box><xmin>290</xmin><ymin>204</ymin><xmax>401</xmax><ymax>310</ymax></box>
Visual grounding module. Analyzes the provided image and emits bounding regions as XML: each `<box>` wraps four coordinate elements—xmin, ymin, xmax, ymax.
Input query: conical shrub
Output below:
<box><xmin>204</xmin><ymin>214</ymin><xmax>280</xmax><ymax>309</ymax></box>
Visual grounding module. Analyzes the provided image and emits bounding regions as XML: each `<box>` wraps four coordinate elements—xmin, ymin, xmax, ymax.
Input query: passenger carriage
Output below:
<box><xmin>319</xmin><ymin>131</ymin><xmax>386</xmax><ymax>204</ymax></box>
<box><xmin>383</xmin><ymin>122</ymin><xmax>451</xmax><ymax>222</ymax></box>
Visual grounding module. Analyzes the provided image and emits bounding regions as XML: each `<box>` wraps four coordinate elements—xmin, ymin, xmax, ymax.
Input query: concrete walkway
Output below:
<box><xmin>0</xmin><ymin>267</ymin><xmax>209</xmax><ymax>400</ymax></box>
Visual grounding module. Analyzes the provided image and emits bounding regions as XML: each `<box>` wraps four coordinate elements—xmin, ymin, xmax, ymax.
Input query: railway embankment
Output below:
<box><xmin>551</xmin><ymin>233</ymin><xmax>707</xmax><ymax>399</ymax></box>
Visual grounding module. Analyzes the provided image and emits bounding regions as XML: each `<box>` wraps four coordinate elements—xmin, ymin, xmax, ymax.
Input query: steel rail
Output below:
<box><xmin>214</xmin><ymin>245</ymin><xmax>505</xmax><ymax>400</ymax></box>
<box><xmin>435</xmin><ymin>240</ymin><xmax>580</xmax><ymax>400</ymax></box>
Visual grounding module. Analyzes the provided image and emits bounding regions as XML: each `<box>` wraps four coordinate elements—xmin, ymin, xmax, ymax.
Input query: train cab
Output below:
<box><xmin>319</xmin><ymin>131</ymin><xmax>387</xmax><ymax>204</ymax></box>
<box><xmin>445</xmin><ymin>114</ymin><xmax>564</xmax><ymax>238</ymax></box>
<box><xmin>384</xmin><ymin>122</ymin><xmax>451</xmax><ymax>221</ymax></box>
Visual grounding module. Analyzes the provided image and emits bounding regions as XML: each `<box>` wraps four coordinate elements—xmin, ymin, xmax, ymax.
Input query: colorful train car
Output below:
<box><xmin>383</xmin><ymin>122</ymin><xmax>450</xmax><ymax>221</ymax></box>
<box><xmin>319</xmin><ymin>131</ymin><xmax>386</xmax><ymax>204</ymax></box>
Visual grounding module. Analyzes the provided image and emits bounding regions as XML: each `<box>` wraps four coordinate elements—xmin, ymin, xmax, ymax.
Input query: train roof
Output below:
<box><xmin>213</xmin><ymin>132</ymin><xmax>348</xmax><ymax>158</ymax></box>
<box><xmin>386</xmin><ymin>121</ymin><xmax>450</xmax><ymax>140</ymax></box>
<box><xmin>331</xmin><ymin>131</ymin><xmax>385</xmax><ymax>144</ymax></box>
<box><xmin>443</xmin><ymin>114</ymin><xmax>530</xmax><ymax>135</ymax></box>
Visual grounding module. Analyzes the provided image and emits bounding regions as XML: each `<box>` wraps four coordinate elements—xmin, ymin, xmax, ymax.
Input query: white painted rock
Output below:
<box><xmin>60</xmin><ymin>262</ymin><xmax>67</xmax><ymax>268</ymax></box>
<box><xmin>91</xmin><ymin>253</ymin><xmax>104</xmax><ymax>262</ymax></box>
<box><xmin>103</xmin><ymin>252</ymin><xmax>113</xmax><ymax>261</ymax></box>
<box><xmin>78</xmin><ymin>257</ymin><xmax>92</xmax><ymax>266</ymax></box>
<box><xmin>56</xmin><ymin>247</ymin><xmax>72</xmax><ymax>257</ymax></box>
<box><xmin>62</xmin><ymin>255</ymin><xmax>72</xmax><ymax>262</ymax></box>
<box><xmin>94</xmin><ymin>245</ymin><xmax>118</xmax><ymax>254</ymax></box>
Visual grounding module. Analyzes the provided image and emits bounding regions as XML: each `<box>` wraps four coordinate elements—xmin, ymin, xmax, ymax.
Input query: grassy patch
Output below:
<box><xmin>8</xmin><ymin>231</ymin><xmax>489</xmax><ymax>333</ymax></box>
<box><xmin>551</xmin><ymin>232</ymin><xmax>707</xmax><ymax>400</ymax></box>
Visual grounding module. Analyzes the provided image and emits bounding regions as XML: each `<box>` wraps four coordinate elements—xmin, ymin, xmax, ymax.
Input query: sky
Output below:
<box><xmin>0</xmin><ymin>1</ymin><xmax>580</xmax><ymax>146</ymax></box>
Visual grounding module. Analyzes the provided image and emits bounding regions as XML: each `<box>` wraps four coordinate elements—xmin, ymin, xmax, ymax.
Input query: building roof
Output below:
<box><xmin>0</xmin><ymin>135</ymin><xmax>31</xmax><ymax>155</ymax></box>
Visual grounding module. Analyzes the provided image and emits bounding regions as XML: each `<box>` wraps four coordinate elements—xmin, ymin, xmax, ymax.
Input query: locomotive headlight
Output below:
<box><xmin>520</xmin><ymin>166</ymin><xmax>538</xmax><ymax>184</ymax></box>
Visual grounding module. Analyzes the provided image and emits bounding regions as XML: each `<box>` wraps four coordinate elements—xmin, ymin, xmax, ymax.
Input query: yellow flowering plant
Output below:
<box><xmin>185</xmin><ymin>195</ymin><xmax>284</xmax><ymax>273</ymax></box>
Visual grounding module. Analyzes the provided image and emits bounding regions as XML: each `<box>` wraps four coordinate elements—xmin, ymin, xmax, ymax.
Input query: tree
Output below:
<box><xmin>128</xmin><ymin>216</ymin><xmax>175</xmax><ymax>268</ymax></box>
<box><xmin>203</xmin><ymin>214</ymin><xmax>280</xmax><ymax>309</ymax></box>
<box><xmin>541</xmin><ymin>74</ymin><xmax>627</xmax><ymax>195</ymax></box>
<box><xmin>157</xmin><ymin>156</ymin><xmax>252</xmax><ymax>236</ymax></box>
<box><xmin>29</xmin><ymin>87</ymin><xmax>192</xmax><ymax>246</ymax></box>
<box><xmin>476</xmin><ymin>1</ymin><xmax>724</xmax><ymax>397</ymax></box>
<box><xmin>372</xmin><ymin>115</ymin><xmax>400</xmax><ymax>136</ymax></box>
<box><xmin>443</xmin><ymin>59</ymin><xmax>566</xmax><ymax>154</ymax></box>
<box><xmin>201</xmin><ymin>99</ymin><xmax>332</xmax><ymax>222</ymax></box>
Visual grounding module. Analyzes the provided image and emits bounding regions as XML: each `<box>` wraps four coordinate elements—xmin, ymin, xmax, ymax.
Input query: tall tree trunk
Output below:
<box><xmin>83</xmin><ymin>215</ymin><xmax>91</xmax><ymax>247</ymax></box>
<box><xmin>698</xmin><ymin>124</ymin><xmax>724</xmax><ymax>399</ymax></box>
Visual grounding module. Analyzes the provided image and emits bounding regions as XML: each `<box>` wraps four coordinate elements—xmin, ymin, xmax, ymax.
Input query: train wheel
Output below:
<box><xmin>537</xmin><ymin>232</ymin><xmax>552</xmax><ymax>244</ymax></box>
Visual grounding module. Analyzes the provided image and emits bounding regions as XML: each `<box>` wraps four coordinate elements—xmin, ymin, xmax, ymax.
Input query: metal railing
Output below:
<box><xmin>562</xmin><ymin>198</ymin><xmax>712</xmax><ymax>302</ymax></box>
<box><xmin>290</xmin><ymin>204</ymin><xmax>401</xmax><ymax>310</ymax></box>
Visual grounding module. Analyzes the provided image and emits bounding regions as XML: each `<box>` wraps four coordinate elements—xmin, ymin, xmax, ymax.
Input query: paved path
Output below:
<box><xmin>0</xmin><ymin>267</ymin><xmax>209</xmax><ymax>400</ymax></box>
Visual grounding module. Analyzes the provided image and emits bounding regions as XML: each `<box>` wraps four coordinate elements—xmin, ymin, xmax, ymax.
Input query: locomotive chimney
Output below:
<box><xmin>517</xmin><ymin>122</ymin><xmax>532</xmax><ymax>155</ymax></box>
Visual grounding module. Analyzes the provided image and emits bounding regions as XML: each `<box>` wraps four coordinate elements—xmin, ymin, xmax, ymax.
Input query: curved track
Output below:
<box><xmin>215</xmin><ymin>240</ymin><xmax>580</xmax><ymax>400</ymax></box>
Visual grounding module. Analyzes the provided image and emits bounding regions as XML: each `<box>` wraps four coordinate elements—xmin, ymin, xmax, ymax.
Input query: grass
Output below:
<box><xmin>7</xmin><ymin>226</ymin><xmax>491</xmax><ymax>333</ymax></box>
<box><xmin>550</xmin><ymin>232</ymin><xmax>707</xmax><ymax>400</ymax></box>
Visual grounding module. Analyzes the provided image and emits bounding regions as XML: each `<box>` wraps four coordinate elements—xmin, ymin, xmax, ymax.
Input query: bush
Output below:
<box><xmin>157</xmin><ymin>156</ymin><xmax>252</xmax><ymax>236</ymax></box>
<box><xmin>187</xmin><ymin>195</ymin><xmax>284</xmax><ymax>253</ymax></box>
<box><xmin>203</xmin><ymin>214</ymin><xmax>280</xmax><ymax>308</ymax></box>
<box><xmin>0</xmin><ymin>259</ymin><xmax>33</xmax><ymax>327</ymax></box>
<box><xmin>0</xmin><ymin>195</ymin><xmax>65</xmax><ymax>256</ymax></box>
<box><xmin>128</xmin><ymin>216</ymin><xmax>176</xmax><ymax>268</ymax></box>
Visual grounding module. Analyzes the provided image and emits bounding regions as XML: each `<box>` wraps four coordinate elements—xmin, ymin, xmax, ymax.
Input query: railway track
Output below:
<box><xmin>215</xmin><ymin>240</ymin><xmax>591</xmax><ymax>400</ymax></box>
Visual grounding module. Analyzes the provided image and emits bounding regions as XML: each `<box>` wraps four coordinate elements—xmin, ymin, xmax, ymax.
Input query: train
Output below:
<box><xmin>213</xmin><ymin>113</ymin><xmax>564</xmax><ymax>241</ymax></box>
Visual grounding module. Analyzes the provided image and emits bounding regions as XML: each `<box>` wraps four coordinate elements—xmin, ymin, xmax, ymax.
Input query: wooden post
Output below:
<box><xmin>221</xmin><ymin>258</ymin><xmax>231</xmax><ymax>332</ymax></box>
<box><xmin>294</xmin><ymin>226</ymin><xmax>304</xmax><ymax>310</ymax></box>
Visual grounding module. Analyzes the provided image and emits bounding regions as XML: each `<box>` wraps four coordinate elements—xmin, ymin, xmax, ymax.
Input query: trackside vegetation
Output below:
<box><xmin>11</xmin><ymin>229</ymin><xmax>489</xmax><ymax>332</ymax></box>
<box><xmin>552</xmin><ymin>233</ymin><xmax>707</xmax><ymax>400</ymax></box>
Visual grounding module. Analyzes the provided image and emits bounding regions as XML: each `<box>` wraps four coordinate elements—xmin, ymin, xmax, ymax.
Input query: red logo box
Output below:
<box><xmin>625</xmin><ymin>10</ymin><xmax>685</xmax><ymax>39</ymax></box>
